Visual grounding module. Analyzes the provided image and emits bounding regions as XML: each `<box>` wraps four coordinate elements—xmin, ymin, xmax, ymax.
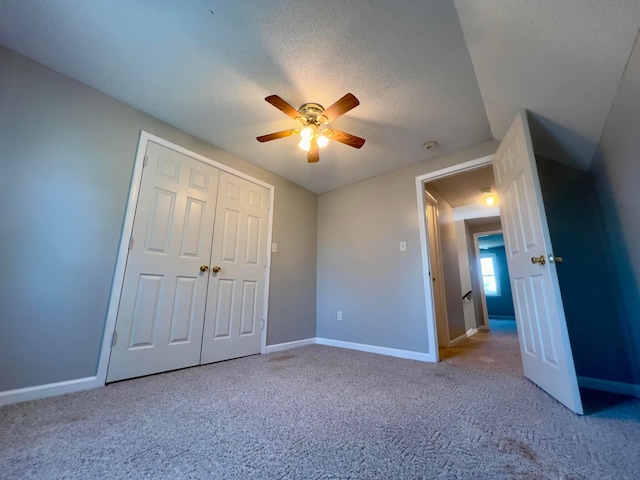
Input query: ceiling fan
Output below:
<box><xmin>257</xmin><ymin>93</ymin><xmax>365</xmax><ymax>163</ymax></box>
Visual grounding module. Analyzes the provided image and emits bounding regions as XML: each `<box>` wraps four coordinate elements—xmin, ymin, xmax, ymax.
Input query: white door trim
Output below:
<box><xmin>96</xmin><ymin>131</ymin><xmax>275</xmax><ymax>385</ymax></box>
<box><xmin>415</xmin><ymin>155</ymin><xmax>493</xmax><ymax>362</ymax></box>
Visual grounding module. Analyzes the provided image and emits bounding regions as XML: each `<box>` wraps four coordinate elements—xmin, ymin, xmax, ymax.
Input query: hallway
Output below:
<box><xmin>439</xmin><ymin>320</ymin><xmax>522</xmax><ymax>377</ymax></box>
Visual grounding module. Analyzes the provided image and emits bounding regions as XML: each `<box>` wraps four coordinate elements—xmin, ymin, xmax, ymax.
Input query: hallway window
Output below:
<box><xmin>480</xmin><ymin>254</ymin><xmax>500</xmax><ymax>296</ymax></box>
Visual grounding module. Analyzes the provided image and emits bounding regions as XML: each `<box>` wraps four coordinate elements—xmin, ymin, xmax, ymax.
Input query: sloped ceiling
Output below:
<box><xmin>1</xmin><ymin>1</ymin><xmax>639</xmax><ymax>193</ymax></box>
<box><xmin>455</xmin><ymin>0</ymin><xmax>640</xmax><ymax>170</ymax></box>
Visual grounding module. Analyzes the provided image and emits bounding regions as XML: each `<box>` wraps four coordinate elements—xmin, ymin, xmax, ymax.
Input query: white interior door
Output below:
<box><xmin>426</xmin><ymin>195</ymin><xmax>449</xmax><ymax>347</ymax></box>
<box><xmin>107</xmin><ymin>141</ymin><xmax>220</xmax><ymax>382</ymax></box>
<box><xmin>493</xmin><ymin>110</ymin><xmax>583</xmax><ymax>414</ymax></box>
<box><xmin>200</xmin><ymin>171</ymin><xmax>270</xmax><ymax>364</ymax></box>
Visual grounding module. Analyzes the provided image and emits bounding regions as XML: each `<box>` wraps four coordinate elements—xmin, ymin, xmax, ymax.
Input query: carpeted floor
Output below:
<box><xmin>1</xmin><ymin>329</ymin><xmax>639</xmax><ymax>479</ymax></box>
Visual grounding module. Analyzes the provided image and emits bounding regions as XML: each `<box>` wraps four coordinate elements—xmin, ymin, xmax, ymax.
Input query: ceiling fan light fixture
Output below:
<box><xmin>299</xmin><ymin>124</ymin><xmax>330</xmax><ymax>151</ymax></box>
<box><xmin>258</xmin><ymin>94</ymin><xmax>364</xmax><ymax>162</ymax></box>
<box><xmin>298</xmin><ymin>137</ymin><xmax>312</xmax><ymax>152</ymax></box>
<box><xmin>300</xmin><ymin>125</ymin><xmax>316</xmax><ymax>141</ymax></box>
<box><xmin>317</xmin><ymin>134</ymin><xmax>330</xmax><ymax>149</ymax></box>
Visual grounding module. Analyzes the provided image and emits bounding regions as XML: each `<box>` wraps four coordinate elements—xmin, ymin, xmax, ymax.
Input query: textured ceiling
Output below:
<box><xmin>454</xmin><ymin>0</ymin><xmax>640</xmax><ymax>170</ymax></box>
<box><xmin>1</xmin><ymin>1</ymin><xmax>639</xmax><ymax>193</ymax></box>
<box><xmin>427</xmin><ymin>166</ymin><xmax>495</xmax><ymax>208</ymax></box>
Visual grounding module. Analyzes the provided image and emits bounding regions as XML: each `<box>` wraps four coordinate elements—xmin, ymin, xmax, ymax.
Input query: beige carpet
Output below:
<box><xmin>1</xmin><ymin>328</ymin><xmax>639</xmax><ymax>479</ymax></box>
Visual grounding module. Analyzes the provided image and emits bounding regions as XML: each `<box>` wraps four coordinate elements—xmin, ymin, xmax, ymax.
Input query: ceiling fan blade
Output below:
<box><xmin>322</xmin><ymin>93</ymin><xmax>360</xmax><ymax>123</ymax></box>
<box><xmin>328</xmin><ymin>129</ymin><xmax>366</xmax><ymax>149</ymax></box>
<box><xmin>307</xmin><ymin>137</ymin><xmax>320</xmax><ymax>163</ymax></box>
<box><xmin>265</xmin><ymin>95</ymin><xmax>301</xmax><ymax>120</ymax></box>
<box><xmin>256</xmin><ymin>129</ymin><xmax>299</xmax><ymax>143</ymax></box>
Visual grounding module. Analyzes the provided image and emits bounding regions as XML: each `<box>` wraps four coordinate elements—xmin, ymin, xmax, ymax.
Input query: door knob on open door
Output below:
<box><xmin>211</xmin><ymin>266</ymin><xmax>221</xmax><ymax>273</ymax></box>
<box><xmin>531</xmin><ymin>255</ymin><xmax>546</xmax><ymax>266</ymax></box>
<box><xmin>200</xmin><ymin>265</ymin><xmax>209</xmax><ymax>272</ymax></box>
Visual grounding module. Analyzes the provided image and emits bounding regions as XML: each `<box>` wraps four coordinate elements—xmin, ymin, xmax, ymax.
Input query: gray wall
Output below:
<box><xmin>590</xmin><ymin>35</ymin><xmax>640</xmax><ymax>384</ymax></box>
<box><xmin>537</xmin><ymin>155</ymin><xmax>635</xmax><ymax>383</ymax></box>
<box><xmin>481</xmin><ymin>245</ymin><xmax>515</xmax><ymax>320</ymax></box>
<box><xmin>316</xmin><ymin>140</ymin><xmax>498</xmax><ymax>354</ymax></box>
<box><xmin>0</xmin><ymin>47</ymin><xmax>317</xmax><ymax>392</ymax></box>
<box><xmin>267</xmin><ymin>188</ymin><xmax>317</xmax><ymax>345</ymax></box>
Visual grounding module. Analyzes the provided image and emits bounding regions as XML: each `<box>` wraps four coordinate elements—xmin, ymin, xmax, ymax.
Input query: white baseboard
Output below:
<box><xmin>0</xmin><ymin>376</ymin><xmax>103</xmax><ymax>407</ymax></box>
<box><xmin>578</xmin><ymin>376</ymin><xmax>640</xmax><ymax>398</ymax></box>
<box><xmin>1</xmin><ymin>338</ymin><xmax>437</xmax><ymax>406</ymax></box>
<box><xmin>448</xmin><ymin>332</ymin><xmax>469</xmax><ymax>347</ymax></box>
<box><xmin>316</xmin><ymin>337</ymin><xmax>436</xmax><ymax>363</ymax></box>
<box><xmin>265</xmin><ymin>338</ymin><xmax>316</xmax><ymax>354</ymax></box>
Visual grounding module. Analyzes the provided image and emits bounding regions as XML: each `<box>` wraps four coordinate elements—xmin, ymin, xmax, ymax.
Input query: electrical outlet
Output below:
<box><xmin>337</xmin><ymin>311</ymin><xmax>342</xmax><ymax>321</ymax></box>
<box><xmin>400</xmin><ymin>241</ymin><xmax>407</xmax><ymax>252</ymax></box>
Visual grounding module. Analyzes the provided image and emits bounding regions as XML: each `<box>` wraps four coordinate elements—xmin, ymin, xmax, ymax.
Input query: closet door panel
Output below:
<box><xmin>201</xmin><ymin>172</ymin><xmax>269</xmax><ymax>364</ymax></box>
<box><xmin>107</xmin><ymin>142</ymin><xmax>219</xmax><ymax>382</ymax></box>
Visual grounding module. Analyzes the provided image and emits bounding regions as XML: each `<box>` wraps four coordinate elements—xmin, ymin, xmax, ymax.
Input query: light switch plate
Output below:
<box><xmin>271</xmin><ymin>242</ymin><xmax>278</xmax><ymax>253</ymax></box>
<box><xmin>400</xmin><ymin>241</ymin><xmax>407</xmax><ymax>252</ymax></box>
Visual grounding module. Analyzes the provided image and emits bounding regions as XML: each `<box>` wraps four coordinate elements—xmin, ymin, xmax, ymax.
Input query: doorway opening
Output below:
<box><xmin>415</xmin><ymin>155</ymin><xmax>519</xmax><ymax>363</ymax></box>
<box><xmin>475</xmin><ymin>231</ymin><xmax>516</xmax><ymax>332</ymax></box>
<box><xmin>417</xmin><ymin>111</ymin><xmax>595</xmax><ymax>415</ymax></box>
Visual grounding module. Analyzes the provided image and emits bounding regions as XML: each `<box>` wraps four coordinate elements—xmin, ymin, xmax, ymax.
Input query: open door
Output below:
<box><xmin>493</xmin><ymin>110</ymin><xmax>583</xmax><ymax>414</ymax></box>
<box><xmin>425</xmin><ymin>192</ymin><xmax>449</xmax><ymax>347</ymax></box>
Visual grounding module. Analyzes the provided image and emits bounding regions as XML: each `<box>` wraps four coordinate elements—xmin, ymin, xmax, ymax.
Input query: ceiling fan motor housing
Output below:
<box><xmin>298</xmin><ymin>103</ymin><xmax>328</xmax><ymax>125</ymax></box>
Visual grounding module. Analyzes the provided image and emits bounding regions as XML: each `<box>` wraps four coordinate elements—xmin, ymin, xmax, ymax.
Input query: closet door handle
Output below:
<box><xmin>200</xmin><ymin>265</ymin><xmax>209</xmax><ymax>272</ymax></box>
<box><xmin>211</xmin><ymin>266</ymin><xmax>221</xmax><ymax>273</ymax></box>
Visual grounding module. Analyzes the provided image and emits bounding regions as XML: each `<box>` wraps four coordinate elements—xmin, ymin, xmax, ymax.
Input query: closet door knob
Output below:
<box><xmin>200</xmin><ymin>265</ymin><xmax>209</xmax><ymax>272</ymax></box>
<box><xmin>211</xmin><ymin>266</ymin><xmax>221</xmax><ymax>273</ymax></box>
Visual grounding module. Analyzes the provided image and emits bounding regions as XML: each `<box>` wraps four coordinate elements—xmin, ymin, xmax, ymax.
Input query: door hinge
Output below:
<box><xmin>112</xmin><ymin>330</ymin><xmax>118</xmax><ymax>347</ymax></box>
<box><xmin>261</xmin><ymin>319</ymin><xmax>265</xmax><ymax>330</ymax></box>
<box><xmin>143</xmin><ymin>155</ymin><xmax>148</xmax><ymax>167</ymax></box>
<box><xmin>128</xmin><ymin>237</ymin><xmax>134</xmax><ymax>250</ymax></box>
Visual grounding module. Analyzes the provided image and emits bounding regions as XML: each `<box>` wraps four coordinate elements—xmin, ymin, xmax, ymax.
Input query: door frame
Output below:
<box><xmin>424</xmin><ymin>191</ymin><xmax>450</xmax><ymax>348</ymax></box>
<box><xmin>96</xmin><ymin>131</ymin><xmax>275</xmax><ymax>385</ymax></box>
<box><xmin>415</xmin><ymin>154</ymin><xmax>493</xmax><ymax>362</ymax></box>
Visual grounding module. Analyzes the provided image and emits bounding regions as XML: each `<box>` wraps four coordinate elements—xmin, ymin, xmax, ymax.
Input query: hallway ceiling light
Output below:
<box><xmin>481</xmin><ymin>187</ymin><xmax>497</xmax><ymax>206</ymax></box>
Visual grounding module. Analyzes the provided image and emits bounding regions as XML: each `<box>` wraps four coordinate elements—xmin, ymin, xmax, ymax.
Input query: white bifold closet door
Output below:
<box><xmin>106</xmin><ymin>141</ymin><xmax>269</xmax><ymax>383</ymax></box>
<box><xmin>200</xmin><ymin>171</ymin><xmax>269</xmax><ymax>364</ymax></box>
